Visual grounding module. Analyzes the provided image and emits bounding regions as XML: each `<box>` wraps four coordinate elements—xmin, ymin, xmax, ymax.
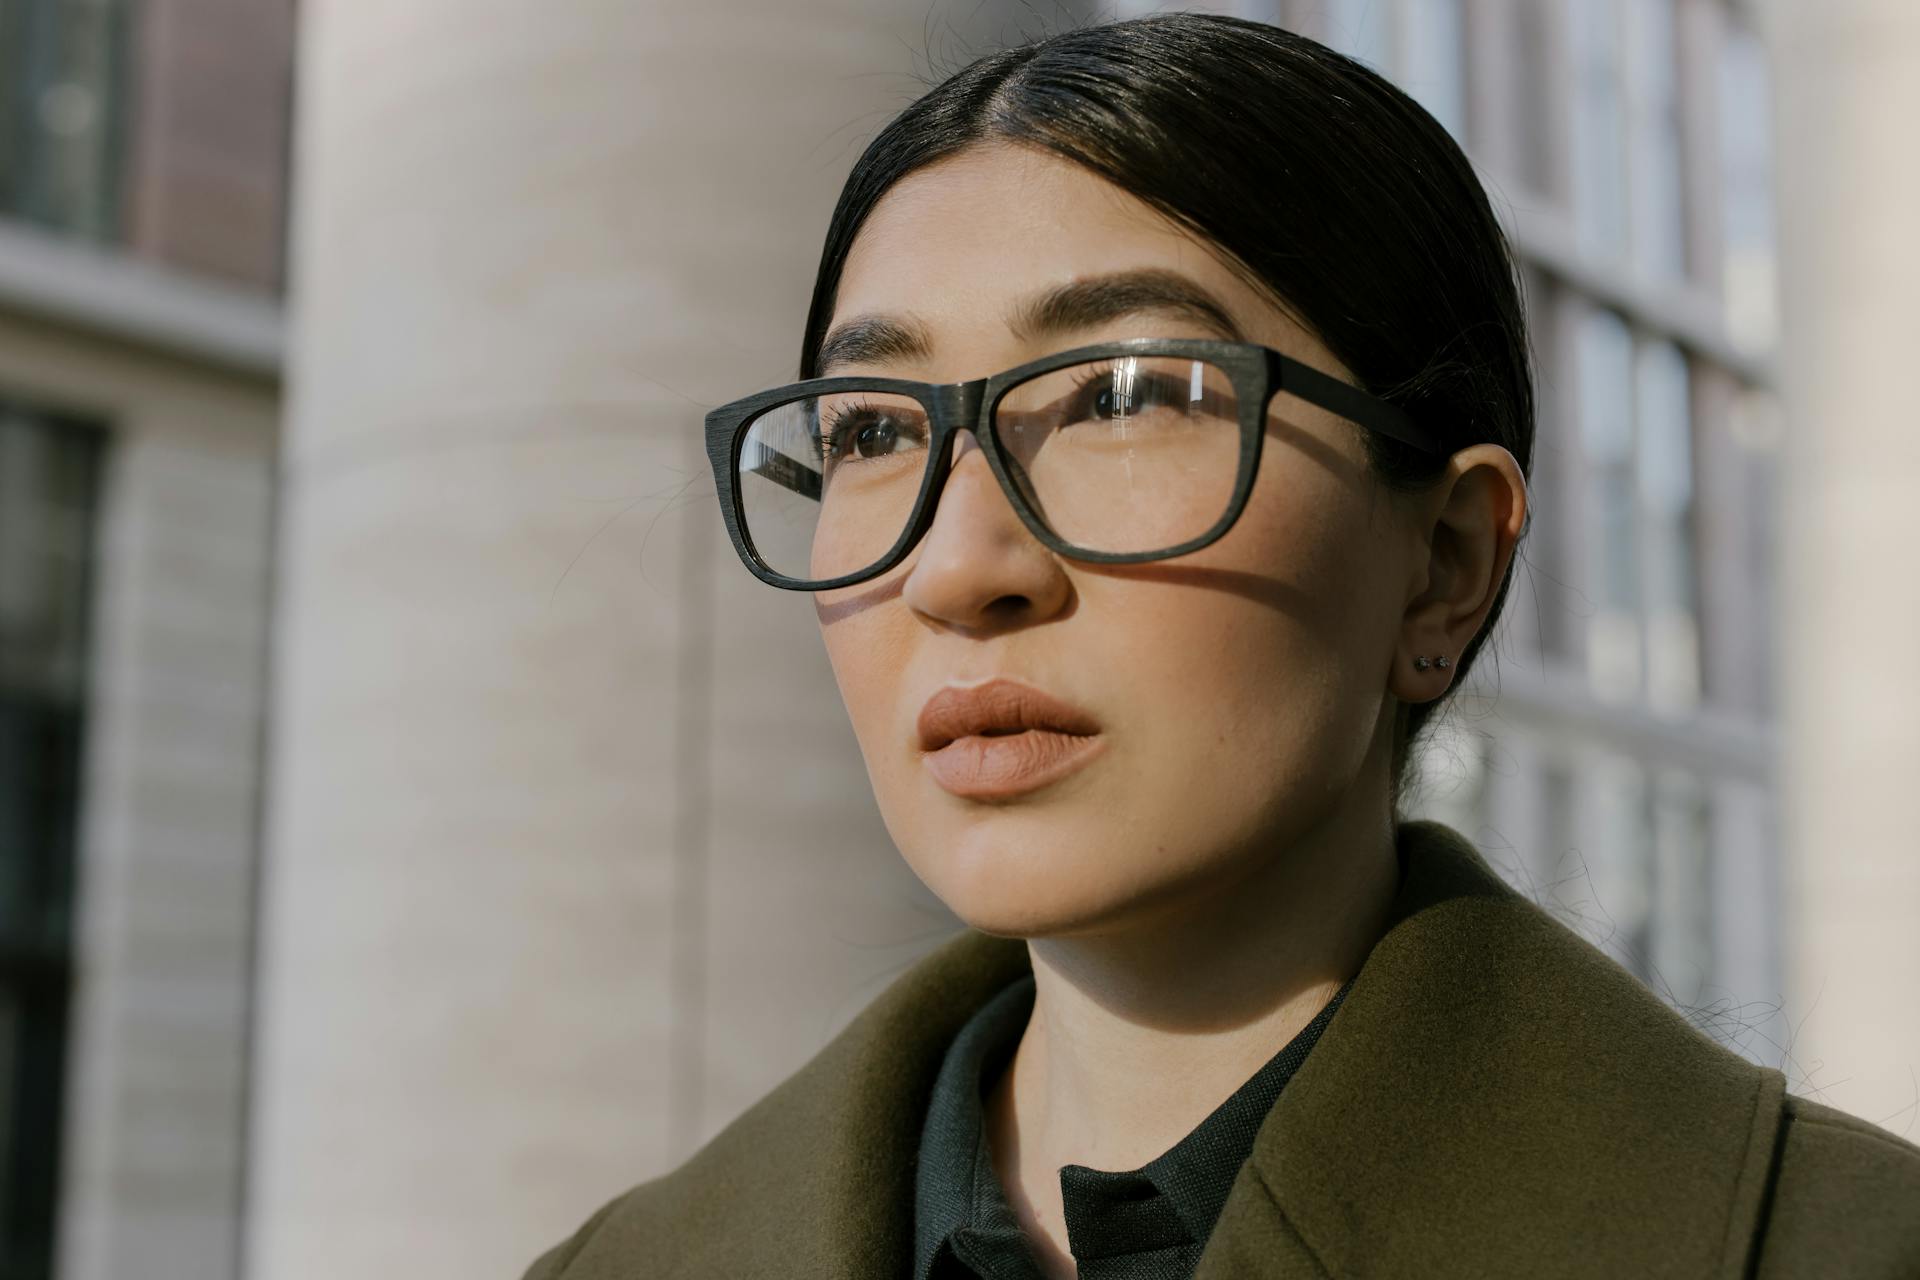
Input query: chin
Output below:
<box><xmin>905</xmin><ymin>820</ymin><xmax>1185</xmax><ymax>940</ymax></box>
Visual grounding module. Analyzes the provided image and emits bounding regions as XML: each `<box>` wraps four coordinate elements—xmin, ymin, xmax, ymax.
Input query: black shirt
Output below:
<box><xmin>911</xmin><ymin>970</ymin><xmax>1352</xmax><ymax>1280</ymax></box>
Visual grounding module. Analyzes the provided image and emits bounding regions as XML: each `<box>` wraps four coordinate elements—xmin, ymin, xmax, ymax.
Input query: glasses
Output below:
<box><xmin>703</xmin><ymin>337</ymin><xmax>1442</xmax><ymax>591</ymax></box>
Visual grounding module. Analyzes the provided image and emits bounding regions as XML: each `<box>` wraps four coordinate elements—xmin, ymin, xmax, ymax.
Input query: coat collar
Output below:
<box><xmin>562</xmin><ymin>819</ymin><xmax>1784</xmax><ymax>1278</ymax></box>
<box><xmin>1216</xmin><ymin>819</ymin><xmax>1784</xmax><ymax>1278</ymax></box>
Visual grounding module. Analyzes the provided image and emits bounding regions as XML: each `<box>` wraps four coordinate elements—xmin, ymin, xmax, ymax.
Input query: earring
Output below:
<box><xmin>1412</xmin><ymin>654</ymin><xmax>1451</xmax><ymax>671</ymax></box>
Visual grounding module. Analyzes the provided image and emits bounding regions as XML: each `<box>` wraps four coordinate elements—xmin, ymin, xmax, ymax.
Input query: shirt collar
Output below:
<box><xmin>913</xmin><ymin>966</ymin><xmax>1352</xmax><ymax>1278</ymax></box>
<box><xmin>911</xmin><ymin>974</ymin><xmax>1037</xmax><ymax>1278</ymax></box>
<box><xmin>559</xmin><ymin>820</ymin><xmax>1787</xmax><ymax>1279</ymax></box>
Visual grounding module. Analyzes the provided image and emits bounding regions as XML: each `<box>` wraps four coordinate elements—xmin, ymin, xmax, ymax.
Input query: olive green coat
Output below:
<box><xmin>520</xmin><ymin>819</ymin><xmax>1920</xmax><ymax>1278</ymax></box>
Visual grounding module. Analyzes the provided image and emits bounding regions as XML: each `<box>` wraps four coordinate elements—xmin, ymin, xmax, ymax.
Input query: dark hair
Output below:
<box><xmin>799</xmin><ymin>12</ymin><xmax>1535</xmax><ymax>817</ymax></box>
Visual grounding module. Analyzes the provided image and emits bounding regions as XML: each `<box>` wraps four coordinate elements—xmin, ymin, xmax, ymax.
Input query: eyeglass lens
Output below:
<box><xmin>736</xmin><ymin>354</ymin><xmax>1243</xmax><ymax>583</ymax></box>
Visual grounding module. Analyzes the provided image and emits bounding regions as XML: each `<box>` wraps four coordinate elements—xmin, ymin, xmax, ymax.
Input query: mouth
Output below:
<box><xmin>916</xmin><ymin>678</ymin><xmax>1105</xmax><ymax>800</ymax></box>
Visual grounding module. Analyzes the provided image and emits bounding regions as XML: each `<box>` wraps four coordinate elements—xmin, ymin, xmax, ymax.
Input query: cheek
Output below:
<box><xmin>1233</xmin><ymin>438</ymin><xmax>1399</xmax><ymax>647</ymax></box>
<box><xmin>1115</xmin><ymin>470</ymin><xmax>1393</xmax><ymax>793</ymax></box>
<box><xmin>1103</xmin><ymin>582</ymin><xmax>1349</xmax><ymax>781</ymax></box>
<box><xmin>817</xmin><ymin>603</ymin><xmax>921</xmax><ymax>785</ymax></box>
<box><xmin>819</xmin><ymin>615</ymin><xmax>889</xmax><ymax>733</ymax></box>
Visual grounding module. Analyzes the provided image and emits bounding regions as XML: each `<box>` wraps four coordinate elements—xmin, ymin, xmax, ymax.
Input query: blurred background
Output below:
<box><xmin>0</xmin><ymin>0</ymin><xmax>1913</xmax><ymax>1277</ymax></box>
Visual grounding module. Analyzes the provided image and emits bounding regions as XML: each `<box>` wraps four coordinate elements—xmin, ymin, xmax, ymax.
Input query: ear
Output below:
<box><xmin>1387</xmin><ymin>443</ymin><xmax>1529</xmax><ymax>704</ymax></box>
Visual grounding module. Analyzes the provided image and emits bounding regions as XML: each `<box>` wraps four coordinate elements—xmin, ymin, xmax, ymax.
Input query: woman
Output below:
<box><xmin>523</xmin><ymin>14</ymin><xmax>1920</xmax><ymax>1279</ymax></box>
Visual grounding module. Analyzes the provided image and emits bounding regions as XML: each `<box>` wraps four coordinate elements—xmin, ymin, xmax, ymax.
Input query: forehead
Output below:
<box><xmin>828</xmin><ymin>143</ymin><xmax>1319</xmax><ymax>371</ymax></box>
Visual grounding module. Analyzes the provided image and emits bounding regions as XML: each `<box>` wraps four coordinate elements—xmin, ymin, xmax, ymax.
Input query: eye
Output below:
<box><xmin>1064</xmin><ymin>371</ymin><xmax>1122</xmax><ymax>421</ymax></box>
<box><xmin>851</xmin><ymin>414</ymin><xmax>903</xmax><ymax>457</ymax></box>
<box><xmin>1069</xmin><ymin>368</ymin><xmax>1186</xmax><ymax>420</ymax></box>
<box><xmin>818</xmin><ymin>401</ymin><xmax>930</xmax><ymax>464</ymax></box>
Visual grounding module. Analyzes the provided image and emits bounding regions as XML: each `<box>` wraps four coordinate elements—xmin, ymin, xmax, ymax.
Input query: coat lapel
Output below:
<box><xmin>1206</xmin><ymin>820</ymin><xmax>1786</xmax><ymax>1279</ymax></box>
<box><xmin>550</xmin><ymin>917</ymin><xmax>1028</xmax><ymax>1278</ymax></box>
<box><xmin>553</xmin><ymin>819</ymin><xmax>1784</xmax><ymax>1278</ymax></box>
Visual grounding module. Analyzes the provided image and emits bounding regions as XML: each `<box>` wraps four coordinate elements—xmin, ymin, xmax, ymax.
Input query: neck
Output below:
<box><xmin>994</xmin><ymin>798</ymin><xmax>1401</xmax><ymax>1179</ymax></box>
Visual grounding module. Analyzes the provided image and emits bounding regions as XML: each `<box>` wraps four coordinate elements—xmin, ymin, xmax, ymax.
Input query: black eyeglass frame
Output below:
<box><xmin>703</xmin><ymin>336</ymin><xmax>1443</xmax><ymax>592</ymax></box>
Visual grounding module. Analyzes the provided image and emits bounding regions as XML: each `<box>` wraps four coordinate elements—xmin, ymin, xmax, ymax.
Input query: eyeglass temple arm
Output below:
<box><xmin>1276</xmin><ymin>355</ymin><xmax>1437</xmax><ymax>455</ymax></box>
<box><xmin>744</xmin><ymin>448</ymin><xmax>823</xmax><ymax>502</ymax></box>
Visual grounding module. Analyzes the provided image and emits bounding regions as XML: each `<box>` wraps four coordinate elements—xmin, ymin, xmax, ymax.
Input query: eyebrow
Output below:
<box><xmin>813</xmin><ymin>267</ymin><xmax>1246</xmax><ymax>376</ymax></box>
<box><xmin>814</xmin><ymin>314</ymin><xmax>932</xmax><ymax>378</ymax></box>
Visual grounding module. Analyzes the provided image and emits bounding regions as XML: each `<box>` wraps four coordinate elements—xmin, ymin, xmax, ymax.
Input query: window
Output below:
<box><xmin>1322</xmin><ymin>0</ymin><xmax>1467</xmax><ymax>140</ymax></box>
<box><xmin>1718</xmin><ymin>22</ymin><xmax>1778</xmax><ymax>353</ymax></box>
<box><xmin>1636</xmin><ymin>337</ymin><xmax>1698</xmax><ymax>715</ymax></box>
<box><xmin>0</xmin><ymin>0</ymin><xmax>131</xmax><ymax>241</ymax></box>
<box><xmin>0</xmin><ymin>400</ymin><xmax>100</xmax><ymax>1280</ymax></box>
<box><xmin>1324</xmin><ymin>0</ymin><xmax>1395</xmax><ymax>71</ymax></box>
<box><xmin>1569</xmin><ymin>0</ymin><xmax>1629</xmax><ymax>258</ymax></box>
<box><xmin>1627</xmin><ymin>0</ymin><xmax>1687</xmax><ymax>278</ymax></box>
<box><xmin>1578</xmin><ymin>307</ymin><xmax>1642</xmax><ymax>701</ymax></box>
<box><xmin>1567</xmin><ymin>309</ymin><xmax>1703</xmax><ymax>711</ymax></box>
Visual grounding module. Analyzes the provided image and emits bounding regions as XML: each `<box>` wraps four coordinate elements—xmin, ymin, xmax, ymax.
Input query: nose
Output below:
<box><xmin>900</xmin><ymin>432</ymin><xmax>1072</xmax><ymax>632</ymax></box>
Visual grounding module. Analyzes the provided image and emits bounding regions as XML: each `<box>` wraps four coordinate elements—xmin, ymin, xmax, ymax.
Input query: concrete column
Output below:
<box><xmin>1767</xmin><ymin>1</ymin><xmax>1920</xmax><ymax>1131</ymax></box>
<box><xmin>247</xmin><ymin>5</ymin><xmax>1041</xmax><ymax>1277</ymax></box>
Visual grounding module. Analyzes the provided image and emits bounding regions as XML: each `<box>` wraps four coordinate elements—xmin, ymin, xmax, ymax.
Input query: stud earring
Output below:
<box><xmin>1412</xmin><ymin>654</ymin><xmax>1451</xmax><ymax>671</ymax></box>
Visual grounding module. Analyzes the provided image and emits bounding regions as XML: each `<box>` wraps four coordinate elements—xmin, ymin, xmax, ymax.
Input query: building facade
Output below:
<box><xmin>0</xmin><ymin>2</ymin><xmax>292</xmax><ymax>1278</ymax></box>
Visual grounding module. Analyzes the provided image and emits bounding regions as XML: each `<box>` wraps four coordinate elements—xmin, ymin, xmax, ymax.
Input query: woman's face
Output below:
<box><xmin>813</xmin><ymin>142</ymin><xmax>1461</xmax><ymax>939</ymax></box>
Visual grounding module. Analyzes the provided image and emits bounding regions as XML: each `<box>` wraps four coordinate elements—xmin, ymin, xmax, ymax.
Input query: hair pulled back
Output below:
<box><xmin>800</xmin><ymin>13</ymin><xmax>1535</xmax><ymax>812</ymax></box>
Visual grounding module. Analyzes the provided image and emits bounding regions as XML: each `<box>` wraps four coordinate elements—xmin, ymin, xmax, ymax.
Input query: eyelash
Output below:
<box><xmin>808</xmin><ymin>361</ymin><xmax>1167</xmax><ymax>461</ymax></box>
<box><xmin>1070</xmin><ymin>362</ymin><xmax>1186</xmax><ymax>402</ymax></box>
<box><xmin>810</xmin><ymin>398</ymin><xmax>900</xmax><ymax>463</ymax></box>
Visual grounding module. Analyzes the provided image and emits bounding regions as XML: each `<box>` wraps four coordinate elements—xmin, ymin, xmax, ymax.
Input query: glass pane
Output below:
<box><xmin>1628</xmin><ymin>0</ymin><xmax>1686</xmax><ymax>277</ymax></box>
<box><xmin>1321</xmin><ymin>0</ymin><xmax>1465</xmax><ymax>141</ymax></box>
<box><xmin>1575</xmin><ymin>745</ymin><xmax>1653</xmax><ymax>977</ymax></box>
<box><xmin>1570</xmin><ymin>0</ymin><xmax>1629</xmax><ymax>259</ymax></box>
<box><xmin>1324</xmin><ymin>0</ymin><xmax>1395</xmax><ymax>72</ymax></box>
<box><xmin>1719</xmin><ymin>23</ymin><xmax>1779</xmax><ymax>352</ymax></box>
<box><xmin>0</xmin><ymin>409</ymin><xmax>95</xmax><ymax>703</ymax></box>
<box><xmin>1402</xmin><ymin>714</ymin><xmax>1489</xmax><ymax>835</ymax></box>
<box><xmin>0</xmin><ymin>991</ymin><xmax>14</xmax><ymax>1221</ymax></box>
<box><xmin>737</xmin><ymin>389</ymin><xmax>932</xmax><ymax>582</ymax></box>
<box><xmin>0</xmin><ymin>401</ymin><xmax>94</xmax><ymax>1280</ymax></box>
<box><xmin>1512</xmin><ymin>0</ymin><xmax>1560</xmax><ymax>199</ymax></box>
<box><xmin>1402</xmin><ymin>0</ymin><xmax>1466</xmax><ymax>141</ymax></box>
<box><xmin>1649</xmin><ymin>766</ymin><xmax>1711</xmax><ymax>1006</ymax></box>
<box><xmin>1635</xmin><ymin>340</ymin><xmax>1699</xmax><ymax>713</ymax></box>
<box><xmin>1577</xmin><ymin>308</ymin><xmax>1640</xmax><ymax>701</ymax></box>
<box><xmin>0</xmin><ymin>0</ymin><xmax>129</xmax><ymax>241</ymax></box>
<box><xmin>994</xmin><ymin>355</ymin><xmax>1242</xmax><ymax>555</ymax></box>
<box><xmin>1709</xmin><ymin>776</ymin><xmax>1784</xmax><ymax>1066</ymax></box>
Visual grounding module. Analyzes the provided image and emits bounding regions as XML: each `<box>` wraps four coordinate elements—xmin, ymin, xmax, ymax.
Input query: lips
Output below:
<box><xmin>916</xmin><ymin>678</ymin><xmax>1105</xmax><ymax>800</ymax></box>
